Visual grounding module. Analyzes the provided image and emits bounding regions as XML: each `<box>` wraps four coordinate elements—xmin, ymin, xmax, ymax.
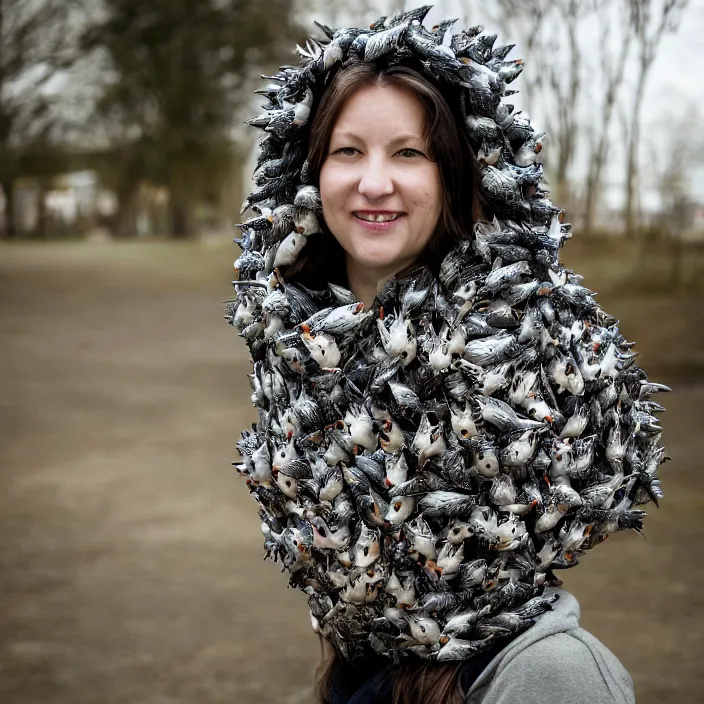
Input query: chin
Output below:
<box><xmin>350</xmin><ymin>247</ymin><xmax>408</xmax><ymax>272</ymax></box>
<box><xmin>349</xmin><ymin>237</ymin><xmax>408</xmax><ymax>265</ymax></box>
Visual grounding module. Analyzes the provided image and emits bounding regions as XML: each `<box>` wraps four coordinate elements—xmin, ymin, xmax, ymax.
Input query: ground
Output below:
<box><xmin>0</xmin><ymin>238</ymin><xmax>702</xmax><ymax>704</ymax></box>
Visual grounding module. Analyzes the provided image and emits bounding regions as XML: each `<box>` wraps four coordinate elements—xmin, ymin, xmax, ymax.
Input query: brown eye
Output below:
<box><xmin>556</xmin><ymin>454</ymin><xmax>562</xmax><ymax>461</ymax></box>
<box><xmin>394</xmin><ymin>502</ymin><xmax>402</xmax><ymax>511</ymax></box>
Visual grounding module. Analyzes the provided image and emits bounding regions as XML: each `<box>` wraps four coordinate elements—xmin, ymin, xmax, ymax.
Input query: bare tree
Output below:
<box><xmin>648</xmin><ymin>103</ymin><xmax>704</xmax><ymax>286</ymax></box>
<box><xmin>81</xmin><ymin>0</ymin><xmax>301</xmax><ymax>238</ymax></box>
<box><xmin>623</xmin><ymin>0</ymin><xmax>689</xmax><ymax>236</ymax></box>
<box><xmin>545</xmin><ymin>0</ymin><xmax>583</xmax><ymax>210</ymax></box>
<box><xmin>0</xmin><ymin>0</ymin><xmax>78</xmax><ymax>238</ymax></box>
<box><xmin>478</xmin><ymin>0</ymin><xmax>552</xmax><ymax>118</ymax></box>
<box><xmin>583</xmin><ymin>0</ymin><xmax>632</xmax><ymax>233</ymax></box>
<box><xmin>480</xmin><ymin>0</ymin><xmax>583</xmax><ymax>209</ymax></box>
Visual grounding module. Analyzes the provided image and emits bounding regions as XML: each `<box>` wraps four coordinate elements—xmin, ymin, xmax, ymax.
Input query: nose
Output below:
<box><xmin>357</xmin><ymin>155</ymin><xmax>394</xmax><ymax>200</ymax></box>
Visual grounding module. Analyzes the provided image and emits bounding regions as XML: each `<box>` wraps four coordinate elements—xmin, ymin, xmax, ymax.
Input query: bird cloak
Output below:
<box><xmin>227</xmin><ymin>5</ymin><xmax>668</xmax><ymax>663</ymax></box>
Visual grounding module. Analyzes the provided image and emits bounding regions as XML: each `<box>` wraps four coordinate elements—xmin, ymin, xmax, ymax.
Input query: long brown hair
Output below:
<box><xmin>295</xmin><ymin>62</ymin><xmax>486</xmax><ymax>703</ymax></box>
<box><xmin>314</xmin><ymin>636</ymin><xmax>466</xmax><ymax>704</ymax></box>
<box><xmin>281</xmin><ymin>60</ymin><xmax>488</xmax><ymax>290</ymax></box>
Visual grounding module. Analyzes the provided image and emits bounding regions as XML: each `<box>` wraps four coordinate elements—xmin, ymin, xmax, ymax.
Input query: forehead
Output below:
<box><xmin>330</xmin><ymin>82</ymin><xmax>428</xmax><ymax>140</ymax></box>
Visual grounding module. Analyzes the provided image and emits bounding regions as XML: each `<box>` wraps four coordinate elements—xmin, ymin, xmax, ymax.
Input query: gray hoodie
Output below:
<box><xmin>465</xmin><ymin>588</ymin><xmax>635</xmax><ymax>704</ymax></box>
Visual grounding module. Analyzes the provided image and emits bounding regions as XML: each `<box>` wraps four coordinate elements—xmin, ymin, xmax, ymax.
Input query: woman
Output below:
<box><xmin>229</xmin><ymin>7</ymin><xmax>667</xmax><ymax>704</ymax></box>
<box><xmin>281</xmin><ymin>59</ymin><xmax>486</xmax><ymax>304</ymax></box>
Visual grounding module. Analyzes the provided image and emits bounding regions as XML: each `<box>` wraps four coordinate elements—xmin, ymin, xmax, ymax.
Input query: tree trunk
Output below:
<box><xmin>115</xmin><ymin>184</ymin><xmax>137</xmax><ymax>237</ymax></box>
<box><xmin>547</xmin><ymin>0</ymin><xmax>581</xmax><ymax>217</ymax></box>
<box><xmin>584</xmin><ymin>23</ymin><xmax>631</xmax><ymax>234</ymax></box>
<box><xmin>623</xmin><ymin>0</ymin><xmax>685</xmax><ymax>238</ymax></box>
<box><xmin>168</xmin><ymin>166</ymin><xmax>196</xmax><ymax>238</ymax></box>
<box><xmin>169</xmin><ymin>198</ymin><xmax>194</xmax><ymax>238</ymax></box>
<box><xmin>34</xmin><ymin>177</ymin><xmax>49</xmax><ymax>239</ymax></box>
<box><xmin>624</xmin><ymin>67</ymin><xmax>646</xmax><ymax>237</ymax></box>
<box><xmin>1</xmin><ymin>178</ymin><xmax>17</xmax><ymax>239</ymax></box>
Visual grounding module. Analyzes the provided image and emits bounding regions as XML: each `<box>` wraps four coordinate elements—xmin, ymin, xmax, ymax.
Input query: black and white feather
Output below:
<box><xmin>226</xmin><ymin>5</ymin><xmax>669</xmax><ymax>663</ymax></box>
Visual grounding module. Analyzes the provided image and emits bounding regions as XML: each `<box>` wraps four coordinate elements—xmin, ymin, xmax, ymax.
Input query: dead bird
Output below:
<box><xmin>233</xmin><ymin>8</ymin><xmax>668</xmax><ymax>664</ymax></box>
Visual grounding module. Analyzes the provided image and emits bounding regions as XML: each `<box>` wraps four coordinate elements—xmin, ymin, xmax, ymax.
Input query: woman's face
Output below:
<box><xmin>319</xmin><ymin>82</ymin><xmax>442</xmax><ymax>280</ymax></box>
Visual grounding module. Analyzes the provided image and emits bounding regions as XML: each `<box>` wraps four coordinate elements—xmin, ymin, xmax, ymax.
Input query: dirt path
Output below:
<box><xmin>0</xmin><ymin>241</ymin><xmax>702</xmax><ymax>704</ymax></box>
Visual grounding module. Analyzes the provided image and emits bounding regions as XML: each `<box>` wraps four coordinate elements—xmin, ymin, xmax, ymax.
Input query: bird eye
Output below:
<box><xmin>478</xmin><ymin>453</ymin><xmax>485</xmax><ymax>460</ymax></box>
<box><xmin>318</xmin><ymin>526</ymin><xmax>327</xmax><ymax>537</ymax></box>
<box><xmin>394</xmin><ymin>502</ymin><xmax>402</xmax><ymax>511</ymax></box>
<box><xmin>452</xmin><ymin>527</ymin><xmax>460</xmax><ymax>535</ymax></box>
<box><xmin>401</xmin><ymin>351</ymin><xmax>408</xmax><ymax>358</ymax></box>
<box><xmin>419</xmin><ymin>625</ymin><xmax>426</xmax><ymax>633</ymax></box>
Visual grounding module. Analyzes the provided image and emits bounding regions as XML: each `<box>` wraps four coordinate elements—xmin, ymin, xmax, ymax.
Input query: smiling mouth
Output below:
<box><xmin>353</xmin><ymin>212</ymin><xmax>403</xmax><ymax>223</ymax></box>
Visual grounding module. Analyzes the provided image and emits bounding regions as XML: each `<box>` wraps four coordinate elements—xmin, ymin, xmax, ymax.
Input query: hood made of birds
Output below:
<box><xmin>227</xmin><ymin>5</ymin><xmax>669</xmax><ymax>663</ymax></box>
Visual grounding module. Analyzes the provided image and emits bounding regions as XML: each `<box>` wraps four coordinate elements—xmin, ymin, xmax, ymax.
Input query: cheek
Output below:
<box><xmin>319</xmin><ymin>165</ymin><xmax>351</xmax><ymax>241</ymax></box>
<box><xmin>319</xmin><ymin>163</ymin><xmax>350</xmax><ymax>208</ymax></box>
<box><xmin>411</xmin><ymin>168</ymin><xmax>442</xmax><ymax>219</ymax></box>
<box><xmin>428</xmin><ymin>167</ymin><xmax>443</xmax><ymax>214</ymax></box>
<box><xmin>319</xmin><ymin>163</ymin><xmax>333</xmax><ymax>207</ymax></box>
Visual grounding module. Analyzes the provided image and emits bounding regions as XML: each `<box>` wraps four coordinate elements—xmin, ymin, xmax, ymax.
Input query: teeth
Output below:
<box><xmin>355</xmin><ymin>213</ymin><xmax>401</xmax><ymax>223</ymax></box>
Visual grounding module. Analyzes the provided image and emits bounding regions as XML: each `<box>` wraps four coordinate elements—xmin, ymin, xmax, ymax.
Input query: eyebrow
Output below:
<box><xmin>331</xmin><ymin>131</ymin><xmax>425</xmax><ymax>148</ymax></box>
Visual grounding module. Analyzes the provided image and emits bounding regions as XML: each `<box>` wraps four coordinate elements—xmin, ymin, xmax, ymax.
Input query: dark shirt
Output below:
<box><xmin>328</xmin><ymin>640</ymin><xmax>511</xmax><ymax>704</ymax></box>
